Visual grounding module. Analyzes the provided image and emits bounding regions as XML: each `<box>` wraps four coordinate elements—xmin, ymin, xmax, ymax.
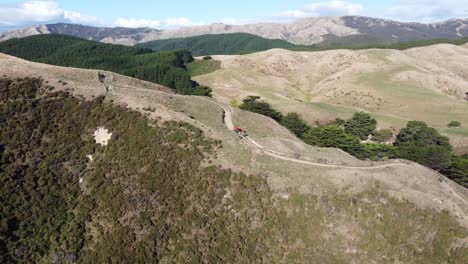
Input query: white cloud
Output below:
<box><xmin>0</xmin><ymin>1</ymin><xmax>62</xmax><ymax>25</ymax></box>
<box><xmin>383</xmin><ymin>0</ymin><xmax>468</xmax><ymax>22</ymax></box>
<box><xmin>64</xmin><ymin>11</ymin><xmax>102</xmax><ymax>25</ymax></box>
<box><xmin>113</xmin><ymin>17</ymin><xmax>204</xmax><ymax>29</ymax></box>
<box><xmin>277</xmin><ymin>1</ymin><xmax>364</xmax><ymax>20</ymax></box>
<box><xmin>0</xmin><ymin>1</ymin><xmax>101</xmax><ymax>28</ymax></box>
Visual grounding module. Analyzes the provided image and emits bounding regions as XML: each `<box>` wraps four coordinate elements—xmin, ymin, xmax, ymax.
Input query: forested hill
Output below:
<box><xmin>135</xmin><ymin>33</ymin><xmax>306</xmax><ymax>56</ymax></box>
<box><xmin>0</xmin><ymin>34</ymin><xmax>211</xmax><ymax>95</ymax></box>
<box><xmin>137</xmin><ymin>33</ymin><xmax>468</xmax><ymax>56</ymax></box>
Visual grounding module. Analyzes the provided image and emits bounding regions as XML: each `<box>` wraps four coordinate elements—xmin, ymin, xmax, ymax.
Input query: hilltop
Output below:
<box><xmin>1</xmin><ymin>16</ymin><xmax>467</xmax><ymax>46</ymax></box>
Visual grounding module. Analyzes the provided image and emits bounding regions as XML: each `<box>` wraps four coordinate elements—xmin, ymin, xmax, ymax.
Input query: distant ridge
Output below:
<box><xmin>1</xmin><ymin>16</ymin><xmax>468</xmax><ymax>46</ymax></box>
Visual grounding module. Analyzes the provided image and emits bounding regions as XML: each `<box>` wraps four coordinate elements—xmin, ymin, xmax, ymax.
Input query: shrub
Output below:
<box><xmin>280</xmin><ymin>112</ymin><xmax>311</xmax><ymax>138</ymax></box>
<box><xmin>362</xmin><ymin>143</ymin><xmax>398</xmax><ymax>161</ymax></box>
<box><xmin>443</xmin><ymin>156</ymin><xmax>468</xmax><ymax>188</ymax></box>
<box><xmin>448</xmin><ymin>121</ymin><xmax>461</xmax><ymax>128</ymax></box>
<box><xmin>372</xmin><ymin>129</ymin><xmax>393</xmax><ymax>143</ymax></box>
<box><xmin>344</xmin><ymin>112</ymin><xmax>377</xmax><ymax>140</ymax></box>
<box><xmin>203</xmin><ymin>56</ymin><xmax>213</xmax><ymax>60</ymax></box>
<box><xmin>328</xmin><ymin>118</ymin><xmax>346</xmax><ymax>127</ymax></box>
<box><xmin>395</xmin><ymin>121</ymin><xmax>453</xmax><ymax>171</ymax></box>
<box><xmin>303</xmin><ymin>125</ymin><xmax>366</xmax><ymax>159</ymax></box>
<box><xmin>239</xmin><ymin>96</ymin><xmax>283</xmax><ymax>122</ymax></box>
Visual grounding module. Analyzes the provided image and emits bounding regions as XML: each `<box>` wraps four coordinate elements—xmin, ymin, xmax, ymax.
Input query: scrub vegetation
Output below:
<box><xmin>1</xmin><ymin>78</ymin><xmax>466</xmax><ymax>263</ymax></box>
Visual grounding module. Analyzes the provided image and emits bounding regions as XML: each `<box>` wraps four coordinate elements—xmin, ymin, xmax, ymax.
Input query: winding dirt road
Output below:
<box><xmin>217</xmin><ymin>103</ymin><xmax>413</xmax><ymax>170</ymax></box>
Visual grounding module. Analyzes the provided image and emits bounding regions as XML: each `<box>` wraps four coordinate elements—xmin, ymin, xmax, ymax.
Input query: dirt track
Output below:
<box><xmin>218</xmin><ymin>102</ymin><xmax>420</xmax><ymax>170</ymax></box>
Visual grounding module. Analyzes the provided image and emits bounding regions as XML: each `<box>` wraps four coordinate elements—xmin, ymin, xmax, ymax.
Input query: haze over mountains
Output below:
<box><xmin>1</xmin><ymin>16</ymin><xmax>468</xmax><ymax>46</ymax></box>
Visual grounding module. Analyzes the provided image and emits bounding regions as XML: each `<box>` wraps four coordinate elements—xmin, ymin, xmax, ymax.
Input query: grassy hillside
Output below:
<box><xmin>194</xmin><ymin>45</ymin><xmax>468</xmax><ymax>153</ymax></box>
<box><xmin>2</xmin><ymin>77</ymin><xmax>467</xmax><ymax>263</ymax></box>
<box><xmin>136</xmin><ymin>33</ymin><xmax>305</xmax><ymax>56</ymax></box>
<box><xmin>187</xmin><ymin>59</ymin><xmax>221</xmax><ymax>77</ymax></box>
<box><xmin>0</xmin><ymin>34</ymin><xmax>210</xmax><ymax>95</ymax></box>
<box><xmin>137</xmin><ymin>33</ymin><xmax>468</xmax><ymax>56</ymax></box>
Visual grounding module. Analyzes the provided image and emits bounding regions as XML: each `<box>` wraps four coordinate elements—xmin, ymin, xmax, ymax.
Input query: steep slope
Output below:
<box><xmin>1</xmin><ymin>53</ymin><xmax>468</xmax><ymax>263</ymax></box>
<box><xmin>194</xmin><ymin>44</ymin><xmax>468</xmax><ymax>152</ymax></box>
<box><xmin>1</xmin><ymin>17</ymin><xmax>468</xmax><ymax>46</ymax></box>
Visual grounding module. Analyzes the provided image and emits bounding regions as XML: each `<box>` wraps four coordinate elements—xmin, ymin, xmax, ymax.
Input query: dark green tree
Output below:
<box><xmin>372</xmin><ymin>129</ymin><xmax>393</xmax><ymax>143</ymax></box>
<box><xmin>303</xmin><ymin>125</ymin><xmax>366</xmax><ymax>159</ymax></box>
<box><xmin>443</xmin><ymin>156</ymin><xmax>468</xmax><ymax>188</ymax></box>
<box><xmin>0</xmin><ymin>35</ymin><xmax>211</xmax><ymax>96</ymax></box>
<box><xmin>448</xmin><ymin>121</ymin><xmax>461</xmax><ymax>128</ymax></box>
<box><xmin>395</xmin><ymin>121</ymin><xmax>452</xmax><ymax>171</ymax></box>
<box><xmin>280</xmin><ymin>112</ymin><xmax>310</xmax><ymax>138</ymax></box>
<box><xmin>239</xmin><ymin>96</ymin><xmax>283</xmax><ymax>122</ymax></box>
<box><xmin>344</xmin><ymin>112</ymin><xmax>377</xmax><ymax>140</ymax></box>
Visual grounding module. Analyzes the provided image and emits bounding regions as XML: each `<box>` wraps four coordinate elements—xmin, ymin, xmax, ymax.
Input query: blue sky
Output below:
<box><xmin>0</xmin><ymin>0</ymin><xmax>467</xmax><ymax>31</ymax></box>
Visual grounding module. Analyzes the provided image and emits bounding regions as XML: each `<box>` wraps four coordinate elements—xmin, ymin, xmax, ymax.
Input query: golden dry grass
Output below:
<box><xmin>194</xmin><ymin>45</ymin><xmax>468</xmax><ymax>151</ymax></box>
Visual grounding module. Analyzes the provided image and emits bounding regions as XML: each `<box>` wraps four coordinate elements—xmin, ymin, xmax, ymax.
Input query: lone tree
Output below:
<box><xmin>280</xmin><ymin>112</ymin><xmax>310</xmax><ymax>138</ymax></box>
<box><xmin>239</xmin><ymin>96</ymin><xmax>283</xmax><ymax>122</ymax></box>
<box><xmin>344</xmin><ymin>112</ymin><xmax>377</xmax><ymax>140</ymax></box>
<box><xmin>395</xmin><ymin>121</ymin><xmax>452</xmax><ymax>171</ymax></box>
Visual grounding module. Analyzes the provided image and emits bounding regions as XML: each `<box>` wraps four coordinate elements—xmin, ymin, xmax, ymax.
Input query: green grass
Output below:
<box><xmin>444</xmin><ymin>127</ymin><xmax>468</xmax><ymax>137</ymax></box>
<box><xmin>187</xmin><ymin>59</ymin><xmax>221</xmax><ymax>77</ymax></box>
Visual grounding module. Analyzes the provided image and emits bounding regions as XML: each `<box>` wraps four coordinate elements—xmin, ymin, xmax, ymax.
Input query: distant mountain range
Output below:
<box><xmin>1</xmin><ymin>16</ymin><xmax>467</xmax><ymax>46</ymax></box>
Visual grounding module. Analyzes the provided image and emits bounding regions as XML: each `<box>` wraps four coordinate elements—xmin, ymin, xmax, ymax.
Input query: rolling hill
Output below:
<box><xmin>0</xmin><ymin>34</ymin><xmax>210</xmax><ymax>95</ymax></box>
<box><xmin>194</xmin><ymin>44</ymin><xmax>468</xmax><ymax>153</ymax></box>
<box><xmin>1</xmin><ymin>16</ymin><xmax>467</xmax><ymax>47</ymax></box>
<box><xmin>1</xmin><ymin>52</ymin><xmax>467</xmax><ymax>263</ymax></box>
<box><xmin>137</xmin><ymin>32</ymin><xmax>468</xmax><ymax>56</ymax></box>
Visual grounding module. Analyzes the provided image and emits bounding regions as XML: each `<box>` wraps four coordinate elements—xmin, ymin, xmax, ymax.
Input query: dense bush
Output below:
<box><xmin>443</xmin><ymin>156</ymin><xmax>468</xmax><ymax>187</ymax></box>
<box><xmin>395</xmin><ymin>121</ymin><xmax>453</xmax><ymax>171</ymax></box>
<box><xmin>280</xmin><ymin>112</ymin><xmax>311</xmax><ymax>138</ymax></box>
<box><xmin>303</xmin><ymin>125</ymin><xmax>366</xmax><ymax>158</ymax></box>
<box><xmin>448</xmin><ymin>121</ymin><xmax>461</xmax><ymax>128</ymax></box>
<box><xmin>362</xmin><ymin>143</ymin><xmax>398</xmax><ymax>161</ymax></box>
<box><xmin>0</xmin><ymin>35</ymin><xmax>211</xmax><ymax>96</ymax></box>
<box><xmin>372</xmin><ymin>129</ymin><xmax>393</xmax><ymax>143</ymax></box>
<box><xmin>239</xmin><ymin>96</ymin><xmax>283</xmax><ymax>122</ymax></box>
<box><xmin>344</xmin><ymin>112</ymin><xmax>377</xmax><ymax>140</ymax></box>
<box><xmin>0</xmin><ymin>78</ymin><xmax>282</xmax><ymax>263</ymax></box>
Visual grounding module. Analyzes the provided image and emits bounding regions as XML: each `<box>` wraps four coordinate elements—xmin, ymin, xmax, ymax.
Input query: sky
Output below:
<box><xmin>0</xmin><ymin>0</ymin><xmax>467</xmax><ymax>32</ymax></box>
